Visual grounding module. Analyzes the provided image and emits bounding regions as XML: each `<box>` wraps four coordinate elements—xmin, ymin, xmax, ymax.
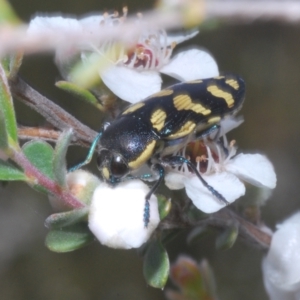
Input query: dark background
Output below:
<box><xmin>1</xmin><ymin>0</ymin><xmax>300</xmax><ymax>299</ymax></box>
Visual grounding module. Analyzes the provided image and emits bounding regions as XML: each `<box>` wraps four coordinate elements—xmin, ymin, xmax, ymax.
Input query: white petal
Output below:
<box><xmin>164</xmin><ymin>30</ymin><xmax>199</xmax><ymax>46</ymax></box>
<box><xmin>164</xmin><ymin>171</ymin><xmax>186</xmax><ymax>190</ymax></box>
<box><xmin>79</xmin><ymin>15</ymin><xmax>105</xmax><ymax>27</ymax></box>
<box><xmin>88</xmin><ymin>180</ymin><xmax>160</xmax><ymax>249</ymax></box>
<box><xmin>79</xmin><ymin>15</ymin><xmax>106</xmax><ymax>43</ymax></box>
<box><xmin>28</xmin><ymin>16</ymin><xmax>81</xmax><ymax>35</ymax></box>
<box><xmin>226</xmin><ymin>153</ymin><xmax>277</xmax><ymax>189</ymax></box>
<box><xmin>184</xmin><ymin>172</ymin><xmax>245</xmax><ymax>213</ymax></box>
<box><xmin>262</xmin><ymin>212</ymin><xmax>300</xmax><ymax>299</ymax></box>
<box><xmin>101</xmin><ymin>66</ymin><xmax>162</xmax><ymax>103</ymax></box>
<box><xmin>219</xmin><ymin>116</ymin><xmax>244</xmax><ymax>135</ymax></box>
<box><xmin>160</xmin><ymin>48</ymin><xmax>219</xmax><ymax>81</ymax></box>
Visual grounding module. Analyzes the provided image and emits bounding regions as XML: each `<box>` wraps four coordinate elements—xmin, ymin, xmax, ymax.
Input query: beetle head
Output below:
<box><xmin>97</xmin><ymin>149</ymin><xmax>129</xmax><ymax>184</ymax></box>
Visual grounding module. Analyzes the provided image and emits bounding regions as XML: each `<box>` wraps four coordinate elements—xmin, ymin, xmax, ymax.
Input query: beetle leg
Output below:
<box><xmin>143</xmin><ymin>164</ymin><xmax>165</xmax><ymax>228</ymax></box>
<box><xmin>162</xmin><ymin>155</ymin><xmax>229</xmax><ymax>205</ymax></box>
<box><xmin>195</xmin><ymin>124</ymin><xmax>230</xmax><ymax>157</ymax></box>
<box><xmin>69</xmin><ymin>131</ymin><xmax>103</xmax><ymax>172</ymax></box>
<box><xmin>195</xmin><ymin>124</ymin><xmax>220</xmax><ymax>140</ymax></box>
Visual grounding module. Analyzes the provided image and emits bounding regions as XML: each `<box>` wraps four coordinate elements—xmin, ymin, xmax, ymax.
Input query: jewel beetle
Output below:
<box><xmin>71</xmin><ymin>73</ymin><xmax>246</xmax><ymax>226</ymax></box>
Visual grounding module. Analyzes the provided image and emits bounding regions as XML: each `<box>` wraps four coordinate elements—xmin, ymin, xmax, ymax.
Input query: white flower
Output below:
<box><xmin>165</xmin><ymin>137</ymin><xmax>277</xmax><ymax>214</ymax></box>
<box><xmin>88</xmin><ymin>180</ymin><xmax>160</xmax><ymax>249</ymax></box>
<box><xmin>262</xmin><ymin>212</ymin><xmax>300</xmax><ymax>300</ymax></box>
<box><xmin>27</xmin><ymin>11</ymin><xmax>219</xmax><ymax>103</ymax></box>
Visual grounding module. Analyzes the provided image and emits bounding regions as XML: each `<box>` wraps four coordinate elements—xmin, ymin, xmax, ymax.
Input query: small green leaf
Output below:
<box><xmin>68</xmin><ymin>52</ymin><xmax>107</xmax><ymax>89</ymax></box>
<box><xmin>157</xmin><ymin>194</ymin><xmax>171</xmax><ymax>221</ymax></box>
<box><xmin>45</xmin><ymin>207</ymin><xmax>89</xmax><ymax>229</ymax></box>
<box><xmin>215</xmin><ymin>224</ymin><xmax>239</xmax><ymax>251</ymax></box>
<box><xmin>187</xmin><ymin>226</ymin><xmax>210</xmax><ymax>245</ymax></box>
<box><xmin>199</xmin><ymin>260</ymin><xmax>219</xmax><ymax>299</ymax></box>
<box><xmin>167</xmin><ymin>256</ymin><xmax>219</xmax><ymax>300</ymax></box>
<box><xmin>0</xmin><ymin>109</ymin><xmax>8</xmax><ymax>149</ymax></box>
<box><xmin>2</xmin><ymin>52</ymin><xmax>23</xmax><ymax>79</ymax></box>
<box><xmin>0</xmin><ymin>0</ymin><xmax>21</xmax><ymax>24</ymax></box>
<box><xmin>143</xmin><ymin>240</ymin><xmax>170</xmax><ymax>288</ymax></box>
<box><xmin>45</xmin><ymin>223</ymin><xmax>94</xmax><ymax>253</ymax></box>
<box><xmin>0</xmin><ymin>64</ymin><xmax>18</xmax><ymax>146</ymax></box>
<box><xmin>186</xmin><ymin>204</ymin><xmax>208</xmax><ymax>223</ymax></box>
<box><xmin>56</xmin><ymin>81</ymin><xmax>104</xmax><ymax>111</ymax></box>
<box><xmin>161</xmin><ymin>229</ymin><xmax>184</xmax><ymax>246</ymax></box>
<box><xmin>0</xmin><ymin>159</ymin><xmax>26</xmax><ymax>180</ymax></box>
<box><xmin>53</xmin><ymin>129</ymin><xmax>72</xmax><ymax>187</ymax></box>
<box><xmin>22</xmin><ymin>140</ymin><xmax>54</xmax><ymax>179</ymax></box>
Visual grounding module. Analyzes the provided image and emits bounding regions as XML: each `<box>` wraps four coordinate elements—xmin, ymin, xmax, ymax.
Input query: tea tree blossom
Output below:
<box><xmin>88</xmin><ymin>180</ymin><xmax>160</xmax><ymax>249</ymax></box>
<box><xmin>27</xmin><ymin>11</ymin><xmax>219</xmax><ymax>103</ymax></box>
<box><xmin>165</xmin><ymin>136</ymin><xmax>277</xmax><ymax>213</ymax></box>
<box><xmin>262</xmin><ymin>212</ymin><xmax>300</xmax><ymax>300</ymax></box>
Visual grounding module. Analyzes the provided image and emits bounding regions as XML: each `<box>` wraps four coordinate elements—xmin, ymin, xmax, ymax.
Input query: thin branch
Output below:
<box><xmin>17</xmin><ymin>126</ymin><xmax>91</xmax><ymax>148</ymax></box>
<box><xmin>159</xmin><ymin>207</ymin><xmax>272</xmax><ymax>250</ymax></box>
<box><xmin>10</xmin><ymin>76</ymin><xmax>98</xmax><ymax>145</ymax></box>
<box><xmin>18</xmin><ymin>127</ymin><xmax>61</xmax><ymax>142</ymax></box>
<box><xmin>206</xmin><ymin>1</ymin><xmax>300</xmax><ymax>23</ymax></box>
<box><xmin>0</xmin><ymin>2</ymin><xmax>299</xmax><ymax>57</ymax></box>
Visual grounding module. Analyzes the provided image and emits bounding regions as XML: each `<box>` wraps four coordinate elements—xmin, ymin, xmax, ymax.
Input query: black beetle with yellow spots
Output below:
<box><xmin>72</xmin><ymin>73</ymin><xmax>246</xmax><ymax>226</ymax></box>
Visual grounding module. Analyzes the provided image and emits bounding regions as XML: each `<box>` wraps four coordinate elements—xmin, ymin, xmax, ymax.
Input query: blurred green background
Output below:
<box><xmin>1</xmin><ymin>0</ymin><xmax>300</xmax><ymax>299</ymax></box>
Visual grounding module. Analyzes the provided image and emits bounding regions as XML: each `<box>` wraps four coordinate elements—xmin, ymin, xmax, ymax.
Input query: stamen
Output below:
<box><xmin>122</xmin><ymin>6</ymin><xmax>128</xmax><ymax>17</ymax></box>
<box><xmin>205</xmin><ymin>144</ymin><xmax>214</xmax><ymax>174</ymax></box>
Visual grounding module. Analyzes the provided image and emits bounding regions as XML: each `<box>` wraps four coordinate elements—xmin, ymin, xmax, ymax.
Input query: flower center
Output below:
<box><xmin>174</xmin><ymin>138</ymin><xmax>237</xmax><ymax>175</ymax></box>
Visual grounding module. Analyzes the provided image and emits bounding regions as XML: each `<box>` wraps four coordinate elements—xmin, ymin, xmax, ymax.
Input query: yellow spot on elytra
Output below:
<box><xmin>122</xmin><ymin>102</ymin><xmax>145</xmax><ymax>114</ymax></box>
<box><xmin>187</xmin><ymin>79</ymin><xmax>203</xmax><ymax>84</ymax></box>
<box><xmin>150</xmin><ymin>89</ymin><xmax>173</xmax><ymax>98</ymax></box>
<box><xmin>207</xmin><ymin>116</ymin><xmax>221</xmax><ymax>124</ymax></box>
<box><xmin>215</xmin><ymin>76</ymin><xmax>225</xmax><ymax>79</ymax></box>
<box><xmin>173</xmin><ymin>94</ymin><xmax>211</xmax><ymax>115</ymax></box>
<box><xmin>225</xmin><ymin>79</ymin><xmax>239</xmax><ymax>90</ymax></box>
<box><xmin>128</xmin><ymin>140</ymin><xmax>156</xmax><ymax>169</ymax></box>
<box><xmin>207</xmin><ymin>85</ymin><xmax>235</xmax><ymax>108</ymax></box>
<box><xmin>151</xmin><ymin>109</ymin><xmax>167</xmax><ymax>131</ymax></box>
<box><xmin>167</xmin><ymin>121</ymin><xmax>196</xmax><ymax>139</ymax></box>
<box><xmin>102</xmin><ymin>167</ymin><xmax>110</xmax><ymax>180</ymax></box>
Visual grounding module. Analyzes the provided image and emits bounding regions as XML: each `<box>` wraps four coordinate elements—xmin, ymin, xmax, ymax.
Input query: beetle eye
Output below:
<box><xmin>110</xmin><ymin>155</ymin><xmax>128</xmax><ymax>178</ymax></box>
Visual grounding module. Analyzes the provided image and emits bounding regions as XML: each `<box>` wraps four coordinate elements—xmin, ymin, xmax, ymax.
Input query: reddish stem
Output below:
<box><xmin>12</xmin><ymin>148</ymin><xmax>84</xmax><ymax>209</ymax></box>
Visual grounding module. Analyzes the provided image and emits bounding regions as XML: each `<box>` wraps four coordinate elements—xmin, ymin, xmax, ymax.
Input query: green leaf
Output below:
<box><xmin>0</xmin><ymin>0</ymin><xmax>21</xmax><ymax>25</ymax></box>
<box><xmin>187</xmin><ymin>226</ymin><xmax>210</xmax><ymax>245</ymax></box>
<box><xmin>2</xmin><ymin>52</ymin><xmax>23</xmax><ymax>79</ymax></box>
<box><xmin>45</xmin><ymin>207</ymin><xmax>89</xmax><ymax>229</ymax></box>
<box><xmin>199</xmin><ymin>260</ymin><xmax>219</xmax><ymax>300</ymax></box>
<box><xmin>45</xmin><ymin>223</ymin><xmax>94</xmax><ymax>253</ymax></box>
<box><xmin>22</xmin><ymin>140</ymin><xmax>54</xmax><ymax>179</ymax></box>
<box><xmin>186</xmin><ymin>204</ymin><xmax>208</xmax><ymax>223</ymax></box>
<box><xmin>0</xmin><ymin>109</ymin><xmax>8</xmax><ymax>149</ymax></box>
<box><xmin>143</xmin><ymin>240</ymin><xmax>170</xmax><ymax>288</ymax></box>
<box><xmin>0</xmin><ymin>64</ymin><xmax>18</xmax><ymax>146</ymax></box>
<box><xmin>56</xmin><ymin>81</ymin><xmax>104</xmax><ymax>111</ymax></box>
<box><xmin>168</xmin><ymin>257</ymin><xmax>219</xmax><ymax>300</ymax></box>
<box><xmin>161</xmin><ymin>229</ymin><xmax>184</xmax><ymax>246</ymax></box>
<box><xmin>53</xmin><ymin>129</ymin><xmax>72</xmax><ymax>187</ymax></box>
<box><xmin>0</xmin><ymin>159</ymin><xmax>26</xmax><ymax>180</ymax></box>
<box><xmin>215</xmin><ymin>224</ymin><xmax>239</xmax><ymax>251</ymax></box>
<box><xmin>68</xmin><ymin>52</ymin><xmax>107</xmax><ymax>89</ymax></box>
<box><xmin>157</xmin><ymin>194</ymin><xmax>171</xmax><ymax>221</ymax></box>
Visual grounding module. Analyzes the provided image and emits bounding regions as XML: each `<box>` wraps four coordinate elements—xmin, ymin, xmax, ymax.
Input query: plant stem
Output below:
<box><xmin>11</xmin><ymin>148</ymin><xmax>85</xmax><ymax>209</ymax></box>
